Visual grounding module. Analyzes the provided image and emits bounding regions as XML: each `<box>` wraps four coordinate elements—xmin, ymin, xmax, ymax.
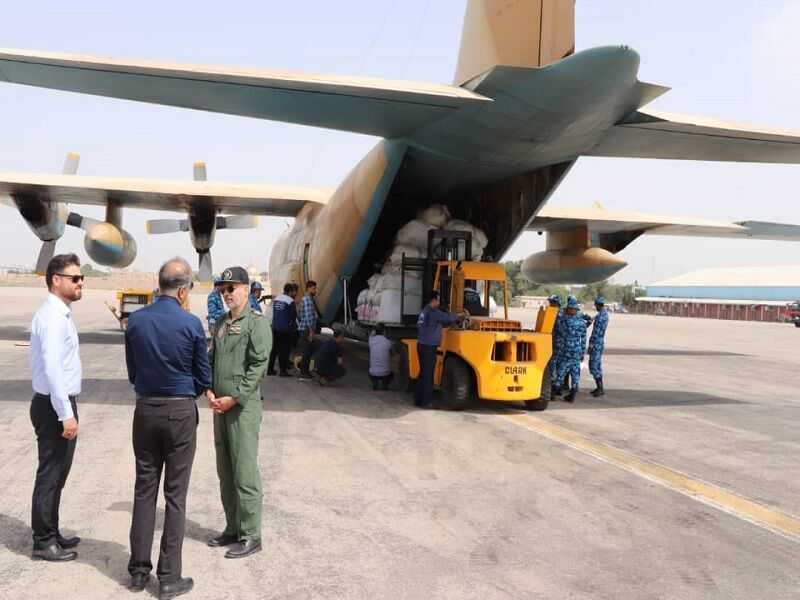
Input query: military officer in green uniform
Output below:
<box><xmin>206</xmin><ymin>266</ymin><xmax>271</xmax><ymax>559</ymax></box>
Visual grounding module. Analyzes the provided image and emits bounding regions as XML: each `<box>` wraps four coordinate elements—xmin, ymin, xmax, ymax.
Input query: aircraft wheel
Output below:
<box><xmin>437</xmin><ymin>357</ymin><xmax>471</xmax><ymax>411</ymax></box>
<box><xmin>524</xmin><ymin>360</ymin><xmax>551</xmax><ymax>411</ymax></box>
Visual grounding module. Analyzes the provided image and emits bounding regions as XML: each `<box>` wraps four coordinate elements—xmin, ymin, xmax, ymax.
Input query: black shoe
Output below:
<box><xmin>590</xmin><ymin>378</ymin><xmax>605</xmax><ymax>397</ymax></box>
<box><xmin>159</xmin><ymin>577</ymin><xmax>193</xmax><ymax>599</ymax></box>
<box><xmin>266</xmin><ymin>370</ymin><xmax>276</xmax><ymax>376</ymax></box>
<box><xmin>32</xmin><ymin>543</ymin><xmax>77</xmax><ymax>562</ymax></box>
<box><xmin>372</xmin><ymin>383</ymin><xmax>379</xmax><ymax>391</ymax></box>
<box><xmin>414</xmin><ymin>402</ymin><xmax>436</xmax><ymax>410</ymax></box>
<box><xmin>279</xmin><ymin>371</ymin><xmax>292</xmax><ymax>377</ymax></box>
<box><xmin>551</xmin><ymin>386</ymin><xmax>561</xmax><ymax>398</ymax></box>
<box><xmin>56</xmin><ymin>534</ymin><xmax>80</xmax><ymax>549</ymax></box>
<box><xmin>564</xmin><ymin>390</ymin><xmax>577</xmax><ymax>403</ymax></box>
<box><xmin>225</xmin><ymin>539</ymin><xmax>262</xmax><ymax>559</ymax></box>
<box><xmin>129</xmin><ymin>573</ymin><xmax>149</xmax><ymax>593</ymax></box>
<box><xmin>207</xmin><ymin>533</ymin><xmax>237</xmax><ymax>548</ymax></box>
<box><xmin>297</xmin><ymin>372</ymin><xmax>312</xmax><ymax>381</ymax></box>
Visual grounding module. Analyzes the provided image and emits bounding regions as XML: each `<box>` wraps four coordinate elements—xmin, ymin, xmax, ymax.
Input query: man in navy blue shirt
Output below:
<box><xmin>315</xmin><ymin>328</ymin><xmax>346</xmax><ymax>386</ymax></box>
<box><xmin>415</xmin><ymin>291</ymin><xmax>462</xmax><ymax>409</ymax></box>
<box><xmin>266</xmin><ymin>283</ymin><xmax>298</xmax><ymax>377</ymax></box>
<box><xmin>124</xmin><ymin>257</ymin><xmax>210</xmax><ymax>599</ymax></box>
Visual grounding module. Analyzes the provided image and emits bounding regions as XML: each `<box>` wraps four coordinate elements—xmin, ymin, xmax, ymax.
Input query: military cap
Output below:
<box><xmin>251</xmin><ymin>280</ymin><xmax>264</xmax><ymax>291</ymax></box>
<box><xmin>567</xmin><ymin>296</ymin><xmax>580</xmax><ymax>309</ymax></box>
<box><xmin>220</xmin><ymin>266</ymin><xmax>249</xmax><ymax>285</ymax></box>
<box><xmin>595</xmin><ymin>295</ymin><xmax>605</xmax><ymax>305</ymax></box>
<box><xmin>548</xmin><ymin>294</ymin><xmax>562</xmax><ymax>306</ymax></box>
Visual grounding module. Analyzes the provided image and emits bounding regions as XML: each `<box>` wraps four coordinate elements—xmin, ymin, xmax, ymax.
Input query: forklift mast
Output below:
<box><xmin>399</xmin><ymin>229</ymin><xmax>473</xmax><ymax>325</ymax></box>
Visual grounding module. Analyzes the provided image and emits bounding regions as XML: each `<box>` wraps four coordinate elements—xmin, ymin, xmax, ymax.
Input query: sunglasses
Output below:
<box><xmin>55</xmin><ymin>273</ymin><xmax>84</xmax><ymax>283</ymax></box>
<box><xmin>221</xmin><ymin>284</ymin><xmax>240</xmax><ymax>294</ymax></box>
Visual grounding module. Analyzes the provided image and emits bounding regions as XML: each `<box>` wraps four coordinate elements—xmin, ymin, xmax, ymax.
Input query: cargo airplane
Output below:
<box><xmin>2</xmin><ymin>0</ymin><xmax>800</xmax><ymax>324</ymax></box>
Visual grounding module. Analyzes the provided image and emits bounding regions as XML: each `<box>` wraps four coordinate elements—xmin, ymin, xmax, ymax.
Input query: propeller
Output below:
<box><xmin>144</xmin><ymin>161</ymin><xmax>258</xmax><ymax>280</ymax></box>
<box><xmin>198</xmin><ymin>250</ymin><xmax>213</xmax><ymax>281</ymax></box>
<box><xmin>35</xmin><ymin>241</ymin><xmax>57</xmax><ymax>274</ymax></box>
<box><xmin>33</xmin><ymin>153</ymin><xmax>82</xmax><ymax>274</ymax></box>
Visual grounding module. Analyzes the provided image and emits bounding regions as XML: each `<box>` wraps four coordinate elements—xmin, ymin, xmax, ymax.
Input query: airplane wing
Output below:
<box><xmin>584</xmin><ymin>109</ymin><xmax>800</xmax><ymax>163</ymax></box>
<box><xmin>0</xmin><ymin>48</ymin><xmax>490</xmax><ymax>138</ymax></box>
<box><xmin>529</xmin><ymin>206</ymin><xmax>800</xmax><ymax>252</ymax></box>
<box><xmin>0</xmin><ymin>173</ymin><xmax>331</xmax><ymax>216</ymax></box>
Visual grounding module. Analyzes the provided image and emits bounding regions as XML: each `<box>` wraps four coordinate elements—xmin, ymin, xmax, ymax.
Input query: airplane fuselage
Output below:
<box><xmin>270</xmin><ymin>46</ymin><xmax>658</xmax><ymax>322</ymax></box>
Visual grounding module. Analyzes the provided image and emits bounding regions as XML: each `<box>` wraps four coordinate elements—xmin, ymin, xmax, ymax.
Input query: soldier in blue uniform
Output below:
<box><xmin>555</xmin><ymin>296</ymin><xmax>586</xmax><ymax>402</ymax></box>
<box><xmin>589</xmin><ymin>296</ymin><xmax>609</xmax><ymax>397</ymax></box>
<box><xmin>547</xmin><ymin>295</ymin><xmax>564</xmax><ymax>397</ymax></box>
<box><xmin>248</xmin><ymin>281</ymin><xmax>264</xmax><ymax>314</ymax></box>
<box><xmin>206</xmin><ymin>276</ymin><xmax>225</xmax><ymax>337</ymax></box>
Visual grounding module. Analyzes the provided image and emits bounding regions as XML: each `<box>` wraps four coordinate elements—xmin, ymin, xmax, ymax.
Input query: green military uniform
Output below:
<box><xmin>209</xmin><ymin>303</ymin><xmax>271</xmax><ymax>540</ymax></box>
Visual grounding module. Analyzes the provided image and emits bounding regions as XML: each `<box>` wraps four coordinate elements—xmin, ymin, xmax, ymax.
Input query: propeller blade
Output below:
<box><xmin>67</xmin><ymin>211</ymin><xmax>100</xmax><ymax>231</ymax></box>
<box><xmin>146</xmin><ymin>219</ymin><xmax>189</xmax><ymax>234</ymax></box>
<box><xmin>62</xmin><ymin>153</ymin><xmax>80</xmax><ymax>175</ymax></box>
<box><xmin>198</xmin><ymin>250</ymin><xmax>213</xmax><ymax>281</ymax></box>
<box><xmin>193</xmin><ymin>162</ymin><xmax>207</xmax><ymax>182</ymax></box>
<box><xmin>216</xmin><ymin>215</ymin><xmax>258</xmax><ymax>230</ymax></box>
<box><xmin>35</xmin><ymin>240</ymin><xmax>56</xmax><ymax>275</ymax></box>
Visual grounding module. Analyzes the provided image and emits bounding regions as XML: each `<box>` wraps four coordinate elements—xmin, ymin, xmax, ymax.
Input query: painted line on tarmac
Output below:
<box><xmin>501</xmin><ymin>412</ymin><xmax>800</xmax><ymax>543</ymax></box>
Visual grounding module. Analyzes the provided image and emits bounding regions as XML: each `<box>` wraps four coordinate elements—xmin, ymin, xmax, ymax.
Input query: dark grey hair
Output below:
<box><xmin>158</xmin><ymin>257</ymin><xmax>193</xmax><ymax>295</ymax></box>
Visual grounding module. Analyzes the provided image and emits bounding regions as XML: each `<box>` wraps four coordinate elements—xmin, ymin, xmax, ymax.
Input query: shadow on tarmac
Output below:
<box><xmin>604</xmin><ymin>348</ymin><xmax>744</xmax><ymax>357</ymax></box>
<box><xmin>0</xmin><ymin>379</ymin><xmax>134</xmax><ymax>405</ymax></box>
<box><xmin>0</xmin><ymin>325</ymin><xmax>123</xmax><ymax>345</ymax></box>
<box><xmin>545</xmin><ymin>388</ymin><xmax>747</xmax><ymax>410</ymax></box>
<box><xmin>0</xmin><ymin>513</ymin><xmax>130</xmax><ymax>587</ymax></box>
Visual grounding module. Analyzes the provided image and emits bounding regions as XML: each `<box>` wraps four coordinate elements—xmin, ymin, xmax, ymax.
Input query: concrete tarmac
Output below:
<box><xmin>1</xmin><ymin>287</ymin><xmax>799</xmax><ymax>599</ymax></box>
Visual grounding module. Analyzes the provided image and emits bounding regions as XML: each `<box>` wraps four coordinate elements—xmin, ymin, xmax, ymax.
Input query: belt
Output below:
<box><xmin>136</xmin><ymin>395</ymin><xmax>195</xmax><ymax>403</ymax></box>
<box><xmin>34</xmin><ymin>393</ymin><xmax>77</xmax><ymax>401</ymax></box>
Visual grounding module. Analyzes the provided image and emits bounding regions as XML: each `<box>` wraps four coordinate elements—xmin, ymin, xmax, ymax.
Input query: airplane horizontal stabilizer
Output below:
<box><xmin>0</xmin><ymin>173</ymin><xmax>331</xmax><ymax>216</ymax></box>
<box><xmin>0</xmin><ymin>48</ymin><xmax>490</xmax><ymax>138</ymax></box>
<box><xmin>585</xmin><ymin>109</ymin><xmax>800</xmax><ymax>163</ymax></box>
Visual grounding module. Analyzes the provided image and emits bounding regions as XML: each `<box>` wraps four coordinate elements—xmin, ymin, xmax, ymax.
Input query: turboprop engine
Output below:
<box><xmin>521</xmin><ymin>247</ymin><xmax>627</xmax><ymax>285</ymax></box>
<box><xmin>82</xmin><ymin>221</ymin><xmax>137</xmax><ymax>268</ymax></box>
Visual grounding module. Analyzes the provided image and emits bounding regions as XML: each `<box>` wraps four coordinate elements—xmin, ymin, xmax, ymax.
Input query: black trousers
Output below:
<box><xmin>298</xmin><ymin>330</ymin><xmax>316</xmax><ymax>374</ymax></box>
<box><xmin>129</xmin><ymin>397</ymin><xmax>198</xmax><ymax>583</ymax></box>
<box><xmin>369</xmin><ymin>372</ymin><xmax>394</xmax><ymax>390</ymax></box>
<box><xmin>268</xmin><ymin>328</ymin><xmax>292</xmax><ymax>373</ymax></box>
<box><xmin>414</xmin><ymin>344</ymin><xmax>438</xmax><ymax>406</ymax></box>
<box><xmin>318</xmin><ymin>364</ymin><xmax>346</xmax><ymax>382</ymax></box>
<box><xmin>30</xmin><ymin>394</ymin><xmax>78</xmax><ymax>549</ymax></box>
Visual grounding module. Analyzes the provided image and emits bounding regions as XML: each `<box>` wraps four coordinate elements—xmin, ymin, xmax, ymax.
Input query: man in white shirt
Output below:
<box><xmin>29</xmin><ymin>253</ymin><xmax>84</xmax><ymax>562</ymax></box>
<box><xmin>368</xmin><ymin>323</ymin><xmax>394</xmax><ymax>391</ymax></box>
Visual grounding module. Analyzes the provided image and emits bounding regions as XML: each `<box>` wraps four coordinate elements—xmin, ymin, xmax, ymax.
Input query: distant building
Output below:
<box><xmin>512</xmin><ymin>295</ymin><xmax>549</xmax><ymax>310</ymax></box>
<box><xmin>636</xmin><ymin>266</ymin><xmax>800</xmax><ymax>322</ymax></box>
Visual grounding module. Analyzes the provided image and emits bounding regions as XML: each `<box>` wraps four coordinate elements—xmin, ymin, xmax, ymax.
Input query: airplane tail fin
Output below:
<box><xmin>453</xmin><ymin>0</ymin><xmax>576</xmax><ymax>87</ymax></box>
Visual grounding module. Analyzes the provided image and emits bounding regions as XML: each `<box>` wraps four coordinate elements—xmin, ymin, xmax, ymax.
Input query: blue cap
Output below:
<box><xmin>213</xmin><ymin>276</ymin><xmax>222</xmax><ymax>284</ymax></box>
<box><xmin>567</xmin><ymin>296</ymin><xmax>580</xmax><ymax>309</ymax></box>
<box><xmin>595</xmin><ymin>295</ymin><xmax>605</xmax><ymax>305</ymax></box>
<box><xmin>548</xmin><ymin>294</ymin><xmax>562</xmax><ymax>306</ymax></box>
<box><xmin>251</xmin><ymin>281</ymin><xmax>263</xmax><ymax>291</ymax></box>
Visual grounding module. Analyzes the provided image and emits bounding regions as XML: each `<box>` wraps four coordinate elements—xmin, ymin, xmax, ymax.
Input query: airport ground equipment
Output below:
<box><xmin>105</xmin><ymin>289</ymin><xmax>190</xmax><ymax>330</ymax></box>
<box><xmin>787</xmin><ymin>301</ymin><xmax>800</xmax><ymax>327</ymax></box>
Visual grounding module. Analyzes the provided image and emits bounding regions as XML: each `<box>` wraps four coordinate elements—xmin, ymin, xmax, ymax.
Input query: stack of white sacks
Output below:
<box><xmin>356</xmin><ymin>205</ymin><xmax>489</xmax><ymax>325</ymax></box>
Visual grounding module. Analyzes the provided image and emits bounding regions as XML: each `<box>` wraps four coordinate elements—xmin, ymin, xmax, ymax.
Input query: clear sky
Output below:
<box><xmin>0</xmin><ymin>0</ymin><xmax>798</xmax><ymax>283</ymax></box>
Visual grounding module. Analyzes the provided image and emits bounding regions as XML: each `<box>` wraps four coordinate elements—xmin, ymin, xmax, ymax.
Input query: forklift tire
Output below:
<box><xmin>394</xmin><ymin>342</ymin><xmax>415</xmax><ymax>393</ymax></box>
<box><xmin>795</xmin><ymin>321</ymin><xmax>800</xmax><ymax>328</ymax></box>
<box><xmin>438</xmin><ymin>357</ymin><xmax>472</xmax><ymax>411</ymax></box>
<box><xmin>524</xmin><ymin>360</ymin><xmax>552</xmax><ymax>411</ymax></box>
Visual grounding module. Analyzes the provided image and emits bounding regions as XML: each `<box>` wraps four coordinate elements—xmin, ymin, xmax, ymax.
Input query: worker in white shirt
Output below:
<box><xmin>29</xmin><ymin>253</ymin><xmax>84</xmax><ymax>562</ymax></box>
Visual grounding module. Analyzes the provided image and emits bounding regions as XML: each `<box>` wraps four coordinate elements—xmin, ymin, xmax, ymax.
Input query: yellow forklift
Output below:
<box><xmin>105</xmin><ymin>288</ymin><xmax>191</xmax><ymax>330</ymax></box>
<box><xmin>395</xmin><ymin>230</ymin><xmax>557</xmax><ymax>411</ymax></box>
